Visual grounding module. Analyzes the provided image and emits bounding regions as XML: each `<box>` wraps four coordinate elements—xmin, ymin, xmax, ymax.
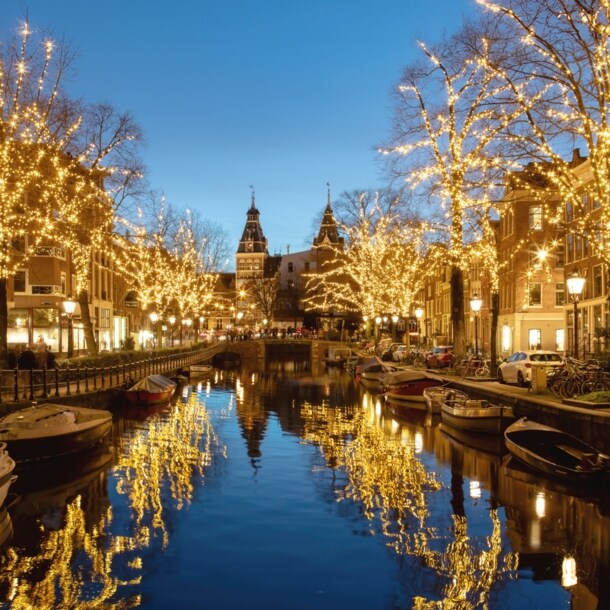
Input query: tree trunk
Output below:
<box><xmin>78</xmin><ymin>289</ymin><xmax>98</xmax><ymax>356</ymax></box>
<box><xmin>490</xmin><ymin>291</ymin><xmax>499</xmax><ymax>376</ymax></box>
<box><xmin>0</xmin><ymin>278</ymin><xmax>7</xmax><ymax>365</ymax></box>
<box><xmin>450</xmin><ymin>266</ymin><xmax>466</xmax><ymax>357</ymax></box>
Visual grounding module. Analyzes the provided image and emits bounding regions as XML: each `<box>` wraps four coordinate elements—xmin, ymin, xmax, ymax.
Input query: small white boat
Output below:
<box><xmin>0</xmin><ymin>443</ymin><xmax>16</xmax><ymax>507</ymax></box>
<box><xmin>324</xmin><ymin>347</ymin><xmax>353</xmax><ymax>367</ymax></box>
<box><xmin>357</xmin><ymin>357</ymin><xmax>399</xmax><ymax>390</ymax></box>
<box><xmin>423</xmin><ymin>386</ymin><xmax>468</xmax><ymax>414</ymax></box>
<box><xmin>189</xmin><ymin>364</ymin><xmax>213</xmax><ymax>377</ymax></box>
<box><xmin>0</xmin><ymin>404</ymin><xmax>113</xmax><ymax>462</ymax></box>
<box><xmin>440</xmin><ymin>392</ymin><xmax>515</xmax><ymax>435</ymax></box>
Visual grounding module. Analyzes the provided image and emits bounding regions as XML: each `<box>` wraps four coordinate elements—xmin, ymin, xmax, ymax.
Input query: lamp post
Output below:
<box><xmin>375</xmin><ymin>316</ymin><xmax>382</xmax><ymax>347</ymax></box>
<box><xmin>391</xmin><ymin>314</ymin><xmax>399</xmax><ymax>342</ymax></box>
<box><xmin>198</xmin><ymin>316</ymin><xmax>205</xmax><ymax>343</ymax></box>
<box><xmin>236</xmin><ymin>311</ymin><xmax>244</xmax><ymax>339</ymax></box>
<box><xmin>184</xmin><ymin>318</ymin><xmax>192</xmax><ymax>345</ymax></box>
<box><xmin>470</xmin><ymin>294</ymin><xmax>483</xmax><ymax>357</ymax></box>
<box><xmin>415</xmin><ymin>306</ymin><xmax>424</xmax><ymax>347</ymax></box>
<box><xmin>63</xmin><ymin>297</ymin><xmax>77</xmax><ymax>358</ymax></box>
<box><xmin>567</xmin><ymin>272</ymin><xmax>586</xmax><ymax>359</ymax></box>
<box><xmin>169</xmin><ymin>315</ymin><xmax>176</xmax><ymax>347</ymax></box>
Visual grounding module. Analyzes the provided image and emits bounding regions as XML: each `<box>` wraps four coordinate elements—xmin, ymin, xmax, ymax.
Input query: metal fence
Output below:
<box><xmin>0</xmin><ymin>345</ymin><xmax>221</xmax><ymax>403</ymax></box>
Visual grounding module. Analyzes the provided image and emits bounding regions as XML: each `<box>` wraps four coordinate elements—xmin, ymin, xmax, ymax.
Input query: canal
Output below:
<box><xmin>0</xmin><ymin>357</ymin><xmax>608</xmax><ymax>609</ymax></box>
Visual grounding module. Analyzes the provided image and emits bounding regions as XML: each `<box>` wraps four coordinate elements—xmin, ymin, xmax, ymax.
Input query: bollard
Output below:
<box><xmin>13</xmin><ymin>368</ymin><xmax>18</xmax><ymax>402</ymax></box>
<box><xmin>28</xmin><ymin>369</ymin><xmax>34</xmax><ymax>401</ymax></box>
<box><xmin>76</xmin><ymin>367</ymin><xmax>81</xmax><ymax>394</ymax></box>
<box><xmin>54</xmin><ymin>367</ymin><xmax>60</xmax><ymax>397</ymax></box>
<box><xmin>41</xmin><ymin>367</ymin><xmax>48</xmax><ymax>398</ymax></box>
<box><xmin>66</xmin><ymin>367</ymin><xmax>71</xmax><ymax>396</ymax></box>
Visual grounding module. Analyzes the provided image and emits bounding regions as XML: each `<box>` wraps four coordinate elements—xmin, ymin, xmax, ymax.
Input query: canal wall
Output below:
<box><xmin>447</xmin><ymin>377</ymin><xmax>610</xmax><ymax>453</ymax></box>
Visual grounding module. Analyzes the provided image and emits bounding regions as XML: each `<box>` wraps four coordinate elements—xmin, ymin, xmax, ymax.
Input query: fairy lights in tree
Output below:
<box><xmin>477</xmin><ymin>0</ymin><xmax>610</xmax><ymax>266</ymax></box>
<box><xmin>304</xmin><ymin>199</ymin><xmax>431</xmax><ymax>320</ymax></box>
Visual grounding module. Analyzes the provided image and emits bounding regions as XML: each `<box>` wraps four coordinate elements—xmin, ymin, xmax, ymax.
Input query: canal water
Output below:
<box><xmin>0</xmin><ymin>358</ymin><xmax>608</xmax><ymax>609</ymax></box>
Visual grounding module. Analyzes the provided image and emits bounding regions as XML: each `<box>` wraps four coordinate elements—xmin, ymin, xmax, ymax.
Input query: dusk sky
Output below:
<box><xmin>1</xmin><ymin>1</ymin><xmax>477</xmax><ymax>263</ymax></box>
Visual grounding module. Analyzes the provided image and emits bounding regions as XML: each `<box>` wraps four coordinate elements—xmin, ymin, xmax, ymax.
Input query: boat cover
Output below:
<box><xmin>128</xmin><ymin>375</ymin><xmax>177</xmax><ymax>393</ymax></box>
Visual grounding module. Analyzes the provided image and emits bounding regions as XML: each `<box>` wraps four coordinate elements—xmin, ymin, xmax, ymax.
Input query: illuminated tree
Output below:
<box><xmin>0</xmin><ymin>20</ymin><xmax>82</xmax><ymax>360</ymax></box>
<box><xmin>304</xmin><ymin>200</ymin><xmax>430</xmax><ymax>325</ymax></box>
<box><xmin>477</xmin><ymin>0</ymin><xmax>610</xmax><ymax>266</ymax></box>
<box><xmin>381</xmin><ymin>29</ymin><xmax>536</xmax><ymax>357</ymax></box>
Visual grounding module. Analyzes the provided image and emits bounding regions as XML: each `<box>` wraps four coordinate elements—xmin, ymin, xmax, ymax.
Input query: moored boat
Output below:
<box><xmin>382</xmin><ymin>369</ymin><xmax>440</xmax><ymax>402</ymax></box>
<box><xmin>440</xmin><ymin>391</ymin><xmax>515</xmax><ymax>434</ymax></box>
<box><xmin>423</xmin><ymin>385</ymin><xmax>468</xmax><ymax>414</ymax></box>
<box><xmin>324</xmin><ymin>347</ymin><xmax>353</xmax><ymax>368</ymax></box>
<box><xmin>125</xmin><ymin>374</ymin><xmax>177</xmax><ymax>406</ymax></box>
<box><xmin>189</xmin><ymin>364</ymin><xmax>213</xmax><ymax>377</ymax></box>
<box><xmin>0</xmin><ymin>443</ymin><xmax>16</xmax><ymax>506</ymax></box>
<box><xmin>0</xmin><ymin>404</ymin><xmax>113</xmax><ymax>462</ymax></box>
<box><xmin>357</xmin><ymin>356</ymin><xmax>399</xmax><ymax>390</ymax></box>
<box><xmin>504</xmin><ymin>417</ymin><xmax>610</xmax><ymax>481</ymax></box>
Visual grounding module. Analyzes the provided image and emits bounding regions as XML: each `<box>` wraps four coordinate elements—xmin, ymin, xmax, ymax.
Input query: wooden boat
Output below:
<box><xmin>189</xmin><ymin>364</ymin><xmax>213</xmax><ymax>377</ymax></box>
<box><xmin>125</xmin><ymin>374</ymin><xmax>177</xmax><ymax>406</ymax></box>
<box><xmin>440</xmin><ymin>391</ymin><xmax>515</xmax><ymax>434</ymax></box>
<box><xmin>324</xmin><ymin>347</ymin><xmax>353</xmax><ymax>368</ymax></box>
<box><xmin>0</xmin><ymin>443</ymin><xmax>16</xmax><ymax>507</ymax></box>
<box><xmin>504</xmin><ymin>418</ymin><xmax>610</xmax><ymax>481</ymax></box>
<box><xmin>423</xmin><ymin>385</ymin><xmax>468</xmax><ymax>414</ymax></box>
<box><xmin>0</xmin><ymin>404</ymin><xmax>113</xmax><ymax>462</ymax></box>
<box><xmin>382</xmin><ymin>369</ymin><xmax>440</xmax><ymax>402</ymax></box>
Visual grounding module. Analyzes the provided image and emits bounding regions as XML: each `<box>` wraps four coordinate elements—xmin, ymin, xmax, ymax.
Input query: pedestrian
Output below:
<box><xmin>36</xmin><ymin>335</ymin><xmax>48</xmax><ymax>369</ymax></box>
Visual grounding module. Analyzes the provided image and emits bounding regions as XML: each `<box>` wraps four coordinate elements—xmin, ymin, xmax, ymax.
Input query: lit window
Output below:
<box><xmin>529</xmin><ymin>206</ymin><xmax>543</xmax><ymax>230</ymax></box>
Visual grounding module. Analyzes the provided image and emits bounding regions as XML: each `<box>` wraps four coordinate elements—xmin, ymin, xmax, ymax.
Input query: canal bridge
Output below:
<box><xmin>202</xmin><ymin>338</ymin><xmax>347</xmax><ymax>366</ymax></box>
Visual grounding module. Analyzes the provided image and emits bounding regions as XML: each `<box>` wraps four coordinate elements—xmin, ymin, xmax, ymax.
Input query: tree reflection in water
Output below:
<box><xmin>0</xmin><ymin>391</ymin><xmax>223</xmax><ymax>609</ymax></box>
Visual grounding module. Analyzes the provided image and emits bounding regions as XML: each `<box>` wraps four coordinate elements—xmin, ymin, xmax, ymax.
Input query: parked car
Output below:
<box><xmin>497</xmin><ymin>350</ymin><xmax>563</xmax><ymax>387</ymax></box>
<box><xmin>392</xmin><ymin>345</ymin><xmax>409</xmax><ymax>362</ymax></box>
<box><xmin>426</xmin><ymin>346</ymin><xmax>454</xmax><ymax>368</ymax></box>
<box><xmin>380</xmin><ymin>343</ymin><xmax>404</xmax><ymax>361</ymax></box>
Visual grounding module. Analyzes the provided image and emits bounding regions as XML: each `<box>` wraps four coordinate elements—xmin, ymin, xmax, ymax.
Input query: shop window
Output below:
<box><xmin>528</xmin><ymin>328</ymin><xmax>541</xmax><ymax>350</ymax></box>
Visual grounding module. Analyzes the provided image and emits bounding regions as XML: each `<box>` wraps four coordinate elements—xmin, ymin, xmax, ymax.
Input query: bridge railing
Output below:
<box><xmin>0</xmin><ymin>344</ymin><xmax>222</xmax><ymax>403</ymax></box>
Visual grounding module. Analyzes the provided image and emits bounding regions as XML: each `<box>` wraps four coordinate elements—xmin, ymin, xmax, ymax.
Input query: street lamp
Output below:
<box><xmin>391</xmin><ymin>314</ymin><xmax>399</xmax><ymax>342</ymax></box>
<box><xmin>63</xmin><ymin>297</ymin><xmax>77</xmax><ymax>358</ymax></box>
<box><xmin>184</xmin><ymin>318</ymin><xmax>192</xmax><ymax>345</ymax></box>
<box><xmin>470</xmin><ymin>294</ymin><xmax>483</xmax><ymax>357</ymax></box>
<box><xmin>567</xmin><ymin>272</ymin><xmax>586</xmax><ymax>359</ymax></box>
<box><xmin>375</xmin><ymin>315</ymin><xmax>382</xmax><ymax>347</ymax></box>
<box><xmin>415</xmin><ymin>306</ymin><xmax>424</xmax><ymax>347</ymax></box>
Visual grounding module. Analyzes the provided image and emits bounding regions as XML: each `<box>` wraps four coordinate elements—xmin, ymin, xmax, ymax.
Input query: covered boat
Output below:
<box><xmin>0</xmin><ymin>443</ymin><xmax>16</xmax><ymax>507</ymax></box>
<box><xmin>440</xmin><ymin>391</ymin><xmax>515</xmax><ymax>434</ymax></box>
<box><xmin>357</xmin><ymin>357</ymin><xmax>399</xmax><ymax>389</ymax></box>
<box><xmin>0</xmin><ymin>404</ymin><xmax>113</xmax><ymax>462</ymax></box>
<box><xmin>382</xmin><ymin>369</ymin><xmax>440</xmax><ymax>402</ymax></box>
<box><xmin>423</xmin><ymin>385</ymin><xmax>468</xmax><ymax>414</ymax></box>
<box><xmin>504</xmin><ymin>418</ymin><xmax>610</xmax><ymax>481</ymax></box>
<box><xmin>125</xmin><ymin>374</ymin><xmax>177</xmax><ymax>406</ymax></box>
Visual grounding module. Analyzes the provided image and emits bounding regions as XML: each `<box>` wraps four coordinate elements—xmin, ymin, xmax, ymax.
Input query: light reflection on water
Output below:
<box><xmin>0</xmin><ymin>360</ymin><xmax>607</xmax><ymax>609</ymax></box>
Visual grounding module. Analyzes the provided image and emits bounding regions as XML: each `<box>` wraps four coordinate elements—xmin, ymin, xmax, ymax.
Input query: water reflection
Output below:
<box><xmin>0</xmin><ymin>389</ymin><xmax>224</xmax><ymax>609</ymax></box>
<box><xmin>0</xmin><ymin>360</ymin><xmax>607</xmax><ymax>608</ymax></box>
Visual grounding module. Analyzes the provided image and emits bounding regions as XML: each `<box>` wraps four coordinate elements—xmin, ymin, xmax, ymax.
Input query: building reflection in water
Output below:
<box><xmin>0</xmin><ymin>389</ymin><xmax>224</xmax><ymax>608</ymax></box>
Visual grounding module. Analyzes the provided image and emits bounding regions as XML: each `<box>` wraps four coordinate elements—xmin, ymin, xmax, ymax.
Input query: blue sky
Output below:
<box><xmin>1</xmin><ymin>1</ymin><xmax>477</xmax><ymax>261</ymax></box>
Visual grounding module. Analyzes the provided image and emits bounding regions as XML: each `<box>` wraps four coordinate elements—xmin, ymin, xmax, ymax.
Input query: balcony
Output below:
<box><xmin>33</xmin><ymin>246</ymin><xmax>66</xmax><ymax>259</ymax></box>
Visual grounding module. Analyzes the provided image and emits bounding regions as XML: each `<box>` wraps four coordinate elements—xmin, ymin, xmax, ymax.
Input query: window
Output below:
<box><xmin>61</xmin><ymin>272</ymin><xmax>66</xmax><ymax>295</ymax></box>
<box><xmin>555</xmin><ymin>244</ymin><xmax>564</xmax><ymax>268</ymax></box>
<box><xmin>566</xmin><ymin>234</ymin><xmax>574</xmax><ymax>262</ymax></box>
<box><xmin>14</xmin><ymin>270</ymin><xmax>26</xmax><ymax>293</ymax></box>
<box><xmin>565</xmin><ymin>201</ymin><xmax>573</xmax><ymax>222</ymax></box>
<box><xmin>304</xmin><ymin>262</ymin><xmax>310</xmax><ymax>272</ymax></box>
<box><xmin>287</xmin><ymin>262</ymin><xmax>294</xmax><ymax>273</ymax></box>
<box><xmin>555</xmin><ymin>283</ymin><xmax>565</xmax><ymax>306</ymax></box>
<box><xmin>528</xmin><ymin>328</ymin><xmax>541</xmax><ymax>350</ymax></box>
<box><xmin>556</xmin><ymin>329</ymin><xmax>565</xmax><ymax>352</ymax></box>
<box><xmin>100</xmin><ymin>308</ymin><xmax>110</xmax><ymax>329</ymax></box>
<box><xmin>593</xmin><ymin>265</ymin><xmax>603</xmax><ymax>297</ymax></box>
<box><xmin>528</xmin><ymin>283</ymin><xmax>542</xmax><ymax>307</ymax></box>
<box><xmin>529</xmin><ymin>205</ymin><xmax>542</xmax><ymax>230</ymax></box>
